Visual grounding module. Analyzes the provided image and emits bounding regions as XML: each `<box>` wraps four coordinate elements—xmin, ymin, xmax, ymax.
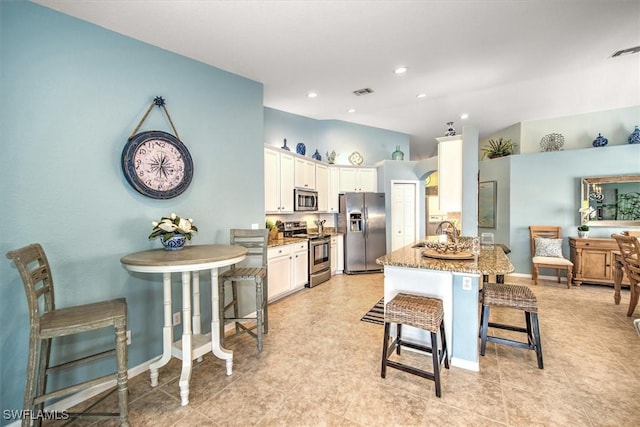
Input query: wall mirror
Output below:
<box><xmin>581</xmin><ymin>174</ymin><xmax>640</xmax><ymax>226</ymax></box>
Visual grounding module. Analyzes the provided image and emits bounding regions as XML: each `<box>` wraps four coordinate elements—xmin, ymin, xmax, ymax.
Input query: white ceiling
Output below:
<box><xmin>33</xmin><ymin>0</ymin><xmax>640</xmax><ymax>159</ymax></box>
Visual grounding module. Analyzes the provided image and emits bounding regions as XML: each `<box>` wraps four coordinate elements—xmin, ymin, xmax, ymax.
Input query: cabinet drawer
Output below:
<box><xmin>268</xmin><ymin>245</ymin><xmax>291</xmax><ymax>260</ymax></box>
<box><xmin>292</xmin><ymin>241</ymin><xmax>308</xmax><ymax>253</ymax></box>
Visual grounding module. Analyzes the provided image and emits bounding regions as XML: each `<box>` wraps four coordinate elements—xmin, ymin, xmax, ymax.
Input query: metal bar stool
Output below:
<box><xmin>479</xmin><ymin>282</ymin><xmax>543</xmax><ymax>369</ymax></box>
<box><xmin>219</xmin><ymin>229</ymin><xmax>268</xmax><ymax>352</ymax></box>
<box><xmin>381</xmin><ymin>293</ymin><xmax>449</xmax><ymax>397</ymax></box>
<box><xmin>6</xmin><ymin>243</ymin><xmax>129</xmax><ymax>426</ymax></box>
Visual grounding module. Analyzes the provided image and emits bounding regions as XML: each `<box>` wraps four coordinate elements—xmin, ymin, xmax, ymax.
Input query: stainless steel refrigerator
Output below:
<box><xmin>338</xmin><ymin>192</ymin><xmax>387</xmax><ymax>274</ymax></box>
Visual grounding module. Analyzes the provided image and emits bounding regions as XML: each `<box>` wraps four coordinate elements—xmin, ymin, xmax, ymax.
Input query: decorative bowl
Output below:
<box><xmin>422</xmin><ymin>240</ymin><xmax>471</xmax><ymax>254</ymax></box>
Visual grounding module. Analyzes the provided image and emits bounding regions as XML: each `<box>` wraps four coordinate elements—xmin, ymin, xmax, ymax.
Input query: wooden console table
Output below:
<box><xmin>569</xmin><ymin>237</ymin><xmax>629</xmax><ymax>299</ymax></box>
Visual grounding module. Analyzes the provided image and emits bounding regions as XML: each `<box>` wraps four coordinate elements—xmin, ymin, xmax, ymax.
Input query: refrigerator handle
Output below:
<box><xmin>363</xmin><ymin>205</ymin><xmax>368</xmax><ymax>239</ymax></box>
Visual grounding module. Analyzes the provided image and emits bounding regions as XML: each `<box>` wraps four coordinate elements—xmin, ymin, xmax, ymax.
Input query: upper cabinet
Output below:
<box><xmin>294</xmin><ymin>158</ymin><xmax>316</xmax><ymax>189</ymax></box>
<box><xmin>327</xmin><ymin>167</ymin><xmax>340</xmax><ymax>213</ymax></box>
<box><xmin>339</xmin><ymin>167</ymin><xmax>377</xmax><ymax>192</ymax></box>
<box><xmin>316</xmin><ymin>164</ymin><xmax>328</xmax><ymax>212</ymax></box>
<box><xmin>265</xmin><ymin>147</ymin><xmax>294</xmax><ymax>213</ymax></box>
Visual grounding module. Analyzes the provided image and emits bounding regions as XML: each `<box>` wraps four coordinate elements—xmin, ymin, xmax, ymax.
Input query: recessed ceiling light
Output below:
<box><xmin>347</xmin><ymin>108</ymin><xmax>356</xmax><ymax>113</ymax></box>
<box><xmin>460</xmin><ymin>113</ymin><xmax>469</xmax><ymax>120</ymax></box>
<box><xmin>416</xmin><ymin>93</ymin><xmax>427</xmax><ymax>99</ymax></box>
<box><xmin>394</xmin><ymin>66</ymin><xmax>408</xmax><ymax>74</ymax></box>
<box><xmin>307</xmin><ymin>91</ymin><xmax>318</xmax><ymax>98</ymax></box>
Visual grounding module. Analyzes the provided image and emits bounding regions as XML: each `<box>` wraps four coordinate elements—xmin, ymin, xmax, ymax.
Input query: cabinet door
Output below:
<box><xmin>294</xmin><ymin>158</ymin><xmax>316</xmax><ymax>189</ymax></box>
<box><xmin>327</xmin><ymin>167</ymin><xmax>340</xmax><ymax>213</ymax></box>
<box><xmin>264</xmin><ymin>148</ymin><xmax>281</xmax><ymax>213</ymax></box>
<box><xmin>336</xmin><ymin>234</ymin><xmax>344</xmax><ymax>273</ymax></box>
<box><xmin>316</xmin><ymin>164</ymin><xmax>329</xmax><ymax>212</ymax></box>
<box><xmin>279</xmin><ymin>153</ymin><xmax>295</xmax><ymax>213</ymax></box>
<box><xmin>339</xmin><ymin>168</ymin><xmax>358</xmax><ymax>192</ymax></box>
<box><xmin>292</xmin><ymin>247</ymin><xmax>309</xmax><ymax>287</ymax></box>
<box><xmin>358</xmin><ymin>168</ymin><xmax>377</xmax><ymax>192</ymax></box>
<box><xmin>580</xmin><ymin>249</ymin><xmax>611</xmax><ymax>282</ymax></box>
<box><xmin>268</xmin><ymin>247</ymin><xmax>292</xmax><ymax>300</ymax></box>
<box><xmin>330</xmin><ymin>237</ymin><xmax>337</xmax><ymax>275</ymax></box>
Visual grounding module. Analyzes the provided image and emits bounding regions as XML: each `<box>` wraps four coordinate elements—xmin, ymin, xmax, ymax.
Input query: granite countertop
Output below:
<box><xmin>376</xmin><ymin>239</ymin><xmax>514</xmax><ymax>276</ymax></box>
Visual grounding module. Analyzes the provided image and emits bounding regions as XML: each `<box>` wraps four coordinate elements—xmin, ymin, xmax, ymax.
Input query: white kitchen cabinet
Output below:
<box><xmin>316</xmin><ymin>164</ymin><xmax>328</xmax><ymax>212</ymax></box>
<box><xmin>264</xmin><ymin>147</ymin><xmax>294</xmax><ymax>213</ymax></box>
<box><xmin>327</xmin><ymin>166</ymin><xmax>340</xmax><ymax>213</ymax></box>
<box><xmin>292</xmin><ymin>242</ymin><xmax>309</xmax><ymax>287</ymax></box>
<box><xmin>267</xmin><ymin>241</ymin><xmax>308</xmax><ymax>301</ymax></box>
<box><xmin>294</xmin><ymin>158</ymin><xmax>316</xmax><ymax>189</ymax></box>
<box><xmin>330</xmin><ymin>234</ymin><xmax>344</xmax><ymax>275</ymax></box>
<box><xmin>339</xmin><ymin>167</ymin><xmax>377</xmax><ymax>192</ymax></box>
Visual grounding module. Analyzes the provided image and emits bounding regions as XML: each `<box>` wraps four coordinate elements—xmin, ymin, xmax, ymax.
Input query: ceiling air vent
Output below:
<box><xmin>353</xmin><ymin>88</ymin><xmax>374</xmax><ymax>96</ymax></box>
<box><xmin>611</xmin><ymin>46</ymin><xmax>640</xmax><ymax>58</ymax></box>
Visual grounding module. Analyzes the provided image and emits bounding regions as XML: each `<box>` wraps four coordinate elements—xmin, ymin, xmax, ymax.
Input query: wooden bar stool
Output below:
<box><xmin>480</xmin><ymin>282</ymin><xmax>543</xmax><ymax>369</ymax></box>
<box><xmin>6</xmin><ymin>243</ymin><xmax>129</xmax><ymax>426</ymax></box>
<box><xmin>381</xmin><ymin>293</ymin><xmax>449</xmax><ymax>397</ymax></box>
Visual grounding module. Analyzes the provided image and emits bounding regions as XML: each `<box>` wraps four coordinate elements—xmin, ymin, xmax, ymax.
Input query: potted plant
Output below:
<box><xmin>577</xmin><ymin>224</ymin><xmax>589</xmax><ymax>238</ymax></box>
<box><xmin>149</xmin><ymin>213</ymin><xmax>198</xmax><ymax>250</ymax></box>
<box><xmin>481</xmin><ymin>137</ymin><xmax>516</xmax><ymax>160</ymax></box>
<box><xmin>266</xmin><ymin>218</ymin><xmax>278</xmax><ymax>241</ymax></box>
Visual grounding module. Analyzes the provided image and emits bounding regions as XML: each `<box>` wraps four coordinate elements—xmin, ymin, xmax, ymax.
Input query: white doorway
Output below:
<box><xmin>390</xmin><ymin>180</ymin><xmax>420</xmax><ymax>251</ymax></box>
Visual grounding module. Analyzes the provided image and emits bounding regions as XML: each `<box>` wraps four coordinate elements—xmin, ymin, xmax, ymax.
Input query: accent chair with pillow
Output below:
<box><xmin>529</xmin><ymin>226</ymin><xmax>573</xmax><ymax>288</ymax></box>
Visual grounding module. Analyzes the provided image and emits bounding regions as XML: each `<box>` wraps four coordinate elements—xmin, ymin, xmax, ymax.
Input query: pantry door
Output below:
<box><xmin>391</xmin><ymin>180</ymin><xmax>420</xmax><ymax>251</ymax></box>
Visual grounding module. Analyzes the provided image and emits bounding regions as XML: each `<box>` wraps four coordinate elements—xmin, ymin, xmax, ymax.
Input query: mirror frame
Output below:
<box><xmin>581</xmin><ymin>174</ymin><xmax>640</xmax><ymax>227</ymax></box>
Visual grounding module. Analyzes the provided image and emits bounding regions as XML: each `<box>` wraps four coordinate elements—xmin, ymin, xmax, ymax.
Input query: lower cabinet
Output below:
<box><xmin>267</xmin><ymin>241</ymin><xmax>308</xmax><ymax>301</ymax></box>
<box><xmin>569</xmin><ymin>237</ymin><xmax>629</xmax><ymax>286</ymax></box>
<box><xmin>330</xmin><ymin>234</ymin><xmax>344</xmax><ymax>275</ymax></box>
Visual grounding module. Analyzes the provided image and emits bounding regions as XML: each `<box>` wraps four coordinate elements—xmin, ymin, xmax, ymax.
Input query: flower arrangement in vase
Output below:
<box><xmin>149</xmin><ymin>213</ymin><xmax>198</xmax><ymax>250</ymax></box>
<box><xmin>481</xmin><ymin>138</ymin><xmax>516</xmax><ymax>160</ymax></box>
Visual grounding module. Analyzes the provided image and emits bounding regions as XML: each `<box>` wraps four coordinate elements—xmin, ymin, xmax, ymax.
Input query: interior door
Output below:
<box><xmin>391</xmin><ymin>181</ymin><xmax>419</xmax><ymax>251</ymax></box>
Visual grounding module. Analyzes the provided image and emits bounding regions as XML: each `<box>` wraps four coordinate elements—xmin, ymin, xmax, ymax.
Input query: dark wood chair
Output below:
<box><xmin>6</xmin><ymin>243</ymin><xmax>129</xmax><ymax>426</ymax></box>
<box><xmin>529</xmin><ymin>226</ymin><xmax>573</xmax><ymax>288</ymax></box>
<box><xmin>219</xmin><ymin>229</ymin><xmax>269</xmax><ymax>352</ymax></box>
<box><xmin>612</xmin><ymin>233</ymin><xmax>640</xmax><ymax>316</ymax></box>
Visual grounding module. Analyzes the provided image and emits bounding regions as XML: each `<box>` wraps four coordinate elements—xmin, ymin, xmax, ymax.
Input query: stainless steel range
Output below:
<box><xmin>280</xmin><ymin>221</ymin><xmax>331</xmax><ymax>287</ymax></box>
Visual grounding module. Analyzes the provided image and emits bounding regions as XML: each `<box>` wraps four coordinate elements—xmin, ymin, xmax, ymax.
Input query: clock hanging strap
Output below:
<box><xmin>129</xmin><ymin>96</ymin><xmax>180</xmax><ymax>140</ymax></box>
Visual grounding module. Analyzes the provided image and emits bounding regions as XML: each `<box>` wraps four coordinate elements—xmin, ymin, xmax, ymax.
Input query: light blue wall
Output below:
<box><xmin>482</xmin><ymin>144</ymin><xmax>640</xmax><ymax>275</ymax></box>
<box><xmin>264</xmin><ymin>107</ymin><xmax>410</xmax><ymax>164</ymax></box>
<box><xmin>1</xmin><ymin>1</ymin><xmax>264</xmax><ymax>417</ymax></box>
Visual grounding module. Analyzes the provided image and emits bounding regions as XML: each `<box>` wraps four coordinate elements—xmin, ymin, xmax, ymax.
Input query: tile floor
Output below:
<box><xmin>57</xmin><ymin>274</ymin><xmax>640</xmax><ymax>426</ymax></box>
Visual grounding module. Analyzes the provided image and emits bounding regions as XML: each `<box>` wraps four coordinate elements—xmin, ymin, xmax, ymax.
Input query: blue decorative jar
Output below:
<box><xmin>628</xmin><ymin>126</ymin><xmax>640</xmax><ymax>144</ymax></box>
<box><xmin>311</xmin><ymin>149</ymin><xmax>322</xmax><ymax>161</ymax></box>
<box><xmin>281</xmin><ymin>138</ymin><xmax>290</xmax><ymax>151</ymax></box>
<box><xmin>296</xmin><ymin>143</ymin><xmax>306</xmax><ymax>155</ymax></box>
<box><xmin>391</xmin><ymin>145</ymin><xmax>404</xmax><ymax>160</ymax></box>
<box><xmin>160</xmin><ymin>234</ymin><xmax>186</xmax><ymax>250</ymax></box>
<box><xmin>592</xmin><ymin>133</ymin><xmax>608</xmax><ymax>147</ymax></box>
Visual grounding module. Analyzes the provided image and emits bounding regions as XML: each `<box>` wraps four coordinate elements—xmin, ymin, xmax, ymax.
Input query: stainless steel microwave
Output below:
<box><xmin>294</xmin><ymin>188</ymin><xmax>318</xmax><ymax>211</ymax></box>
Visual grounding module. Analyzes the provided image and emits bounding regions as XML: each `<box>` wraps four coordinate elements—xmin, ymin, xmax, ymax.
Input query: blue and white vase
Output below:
<box><xmin>160</xmin><ymin>233</ymin><xmax>186</xmax><ymax>250</ymax></box>
<box><xmin>311</xmin><ymin>149</ymin><xmax>322</xmax><ymax>161</ymax></box>
<box><xmin>281</xmin><ymin>138</ymin><xmax>290</xmax><ymax>151</ymax></box>
<box><xmin>296</xmin><ymin>142</ymin><xmax>306</xmax><ymax>155</ymax></box>
<box><xmin>592</xmin><ymin>133</ymin><xmax>608</xmax><ymax>147</ymax></box>
<box><xmin>628</xmin><ymin>126</ymin><xmax>640</xmax><ymax>144</ymax></box>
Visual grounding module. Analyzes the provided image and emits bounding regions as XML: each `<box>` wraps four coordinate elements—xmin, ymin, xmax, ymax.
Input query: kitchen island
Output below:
<box><xmin>376</xmin><ymin>240</ymin><xmax>513</xmax><ymax>371</ymax></box>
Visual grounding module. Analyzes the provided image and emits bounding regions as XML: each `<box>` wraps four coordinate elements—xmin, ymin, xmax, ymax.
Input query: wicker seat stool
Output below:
<box><xmin>479</xmin><ymin>282</ymin><xmax>543</xmax><ymax>369</ymax></box>
<box><xmin>381</xmin><ymin>293</ymin><xmax>449</xmax><ymax>397</ymax></box>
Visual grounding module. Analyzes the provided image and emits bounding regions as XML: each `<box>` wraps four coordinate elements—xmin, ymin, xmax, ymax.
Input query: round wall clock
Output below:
<box><xmin>121</xmin><ymin>130</ymin><xmax>194</xmax><ymax>199</ymax></box>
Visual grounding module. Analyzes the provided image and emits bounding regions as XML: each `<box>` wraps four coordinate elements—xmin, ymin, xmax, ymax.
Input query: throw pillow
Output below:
<box><xmin>534</xmin><ymin>238</ymin><xmax>564</xmax><ymax>258</ymax></box>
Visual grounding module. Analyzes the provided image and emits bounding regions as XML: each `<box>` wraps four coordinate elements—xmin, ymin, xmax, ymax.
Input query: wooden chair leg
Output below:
<box><xmin>380</xmin><ymin>322</ymin><xmax>391</xmax><ymax>378</ymax></box>
<box><xmin>255</xmin><ymin>278</ymin><xmax>263</xmax><ymax>352</ymax></box>
<box><xmin>218</xmin><ymin>279</ymin><xmax>227</xmax><ymax>345</ymax></box>
<box><xmin>556</xmin><ymin>268</ymin><xmax>561</xmax><ymax>284</ymax></box>
<box><xmin>231</xmin><ymin>281</ymin><xmax>240</xmax><ymax>335</ymax></box>
<box><xmin>480</xmin><ymin>305</ymin><xmax>490</xmax><ymax>356</ymax></box>
<box><xmin>531</xmin><ymin>313</ymin><xmax>543</xmax><ymax>369</ymax></box>
<box><xmin>532</xmin><ymin>264</ymin><xmax>539</xmax><ymax>286</ymax></box>
<box><xmin>431</xmin><ymin>331</ymin><xmax>441</xmax><ymax>398</ymax></box>
<box><xmin>627</xmin><ymin>283</ymin><xmax>639</xmax><ymax>317</ymax></box>
<box><xmin>115</xmin><ymin>322</ymin><xmax>129</xmax><ymax>427</ymax></box>
<box><xmin>263</xmin><ymin>277</ymin><xmax>269</xmax><ymax>334</ymax></box>
<box><xmin>566</xmin><ymin>267</ymin><xmax>572</xmax><ymax>289</ymax></box>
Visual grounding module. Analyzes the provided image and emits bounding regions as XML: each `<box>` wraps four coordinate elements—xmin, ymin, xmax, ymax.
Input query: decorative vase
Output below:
<box><xmin>326</xmin><ymin>150</ymin><xmax>337</xmax><ymax>164</ymax></box>
<box><xmin>444</xmin><ymin>122</ymin><xmax>456</xmax><ymax>136</ymax></box>
<box><xmin>628</xmin><ymin>126</ymin><xmax>640</xmax><ymax>144</ymax></box>
<box><xmin>578</xmin><ymin>230</ymin><xmax>589</xmax><ymax>238</ymax></box>
<box><xmin>281</xmin><ymin>138</ymin><xmax>290</xmax><ymax>151</ymax></box>
<box><xmin>296</xmin><ymin>142</ymin><xmax>306</xmax><ymax>155</ymax></box>
<box><xmin>592</xmin><ymin>133</ymin><xmax>608</xmax><ymax>147</ymax></box>
<box><xmin>391</xmin><ymin>145</ymin><xmax>404</xmax><ymax>160</ymax></box>
<box><xmin>312</xmin><ymin>149</ymin><xmax>322</xmax><ymax>161</ymax></box>
<box><xmin>160</xmin><ymin>233</ymin><xmax>186</xmax><ymax>250</ymax></box>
